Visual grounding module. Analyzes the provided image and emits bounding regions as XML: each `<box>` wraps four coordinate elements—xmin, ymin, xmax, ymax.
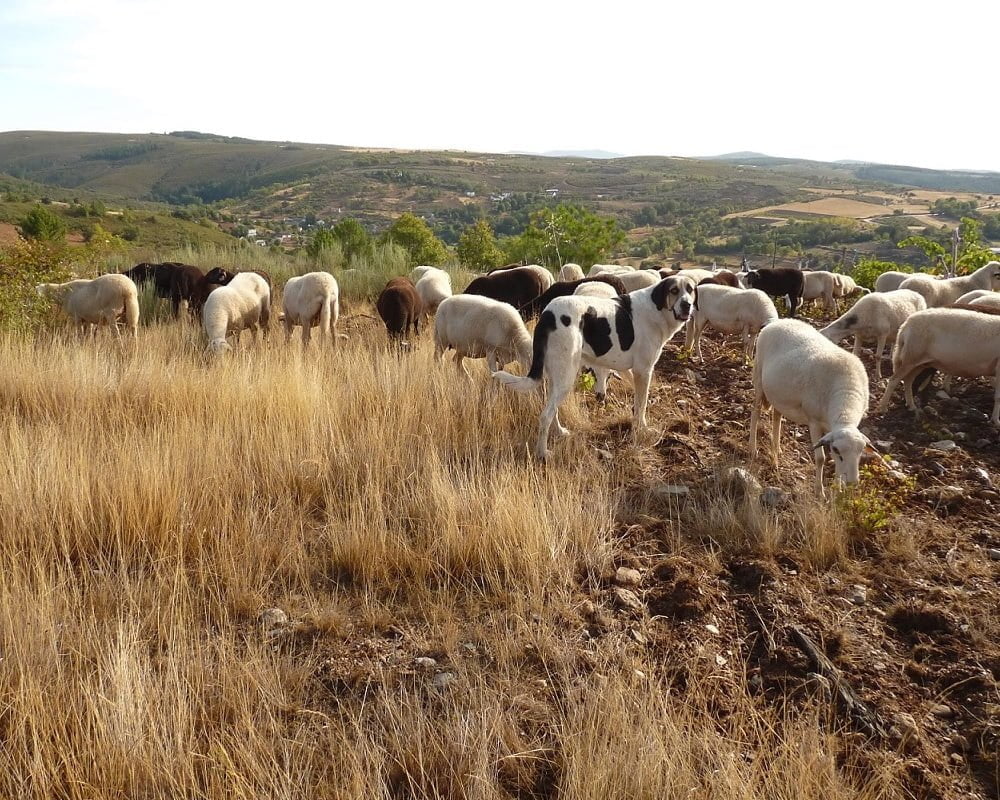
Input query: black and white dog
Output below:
<box><xmin>494</xmin><ymin>275</ymin><xmax>696</xmax><ymax>461</ymax></box>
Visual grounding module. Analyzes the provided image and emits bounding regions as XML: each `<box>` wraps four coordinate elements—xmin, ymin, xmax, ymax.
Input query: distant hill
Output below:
<box><xmin>538</xmin><ymin>149</ymin><xmax>625</xmax><ymax>159</ymax></box>
<box><xmin>705</xmin><ymin>151</ymin><xmax>772</xmax><ymax>161</ymax></box>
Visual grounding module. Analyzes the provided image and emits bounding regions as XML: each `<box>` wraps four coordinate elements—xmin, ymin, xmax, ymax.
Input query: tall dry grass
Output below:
<box><xmin>0</xmin><ymin>320</ymin><xmax>902</xmax><ymax>798</ymax></box>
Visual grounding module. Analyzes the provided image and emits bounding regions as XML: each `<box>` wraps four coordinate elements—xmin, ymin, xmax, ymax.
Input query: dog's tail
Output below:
<box><xmin>493</xmin><ymin>308</ymin><xmax>557</xmax><ymax>392</ymax></box>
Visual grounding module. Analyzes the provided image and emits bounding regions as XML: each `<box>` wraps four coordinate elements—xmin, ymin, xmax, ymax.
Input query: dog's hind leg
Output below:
<box><xmin>536</xmin><ymin>362</ymin><xmax>575</xmax><ymax>461</ymax></box>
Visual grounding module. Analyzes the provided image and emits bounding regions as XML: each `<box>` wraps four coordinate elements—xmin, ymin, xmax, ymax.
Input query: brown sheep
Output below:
<box><xmin>376</xmin><ymin>277</ymin><xmax>424</xmax><ymax>342</ymax></box>
<box><xmin>463</xmin><ymin>267</ymin><xmax>545</xmax><ymax>318</ymax></box>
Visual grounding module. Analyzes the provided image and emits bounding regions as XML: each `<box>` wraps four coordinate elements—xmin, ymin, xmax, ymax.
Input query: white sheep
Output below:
<box><xmin>876</xmin><ymin>307</ymin><xmax>1000</xmax><ymax>426</ymax></box>
<box><xmin>615</xmin><ymin>270</ymin><xmax>661</xmax><ymax>292</ymax></box>
<box><xmin>409</xmin><ymin>265</ymin><xmax>436</xmax><ymax>283</ymax></box>
<box><xmin>749</xmin><ymin>319</ymin><xmax>873</xmax><ymax>496</ymax></box>
<box><xmin>36</xmin><ymin>273</ymin><xmax>139</xmax><ymax>340</ymax></box>
<box><xmin>202</xmin><ymin>272</ymin><xmax>271</xmax><ymax>354</ymax></box>
<box><xmin>898</xmin><ymin>262</ymin><xmax>1000</xmax><ymax>307</ymax></box>
<box><xmin>955</xmin><ymin>289</ymin><xmax>1000</xmax><ymax>311</ymax></box>
<box><xmin>587</xmin><ymin>263</ymin><xmax>635</xmax><ymax>277</ymax></box>
<box><xmin>574</xmin><ymin>282</ymin><xmax>620</xmax><ymax>299</ymax></box>
<box><xmin>685</xmin><ymin>285</ymin><xmax>778</xmax><ymax>362</ymax></box>
<box><xmin>832</xmin><ymin>273</ymin><xmax>869</xmax><ymax>298</ymax></box>
<box><xmin>819</xmin><ymin>289</ymin><xmax>927</xmax><ymax>379</ymax></box>
<box><xmin>413</xmin><ymin>267</ymin><xmax>453</xmax><ymax>314</ymax></box>
<box><xmin>874</xmin><ymin>271</ymin><xmax>913</xmax><ymax>293</ymax></box>
<box><xmin>433</xmin><ymin>294</ymin><xmax>532</xmax><ymax>377</ymax></box>
<box><xmin>559</xmin><ymin>263</ymin><xmax>585</xmax><ymax>282</ymax></box>
<box><xmin>801</xmin><ymin>270</ymin><xmax>838</xmax><ymax>312</ymax></box>
<box><xmin>674</xmin><ymin>268</ymin><xmax>716</xmax><ymax>284</ymax></box>
<box><xmin>281</xmin><ymin>271</ymin><xmax>340</xmax><ymax>349</ymax></box>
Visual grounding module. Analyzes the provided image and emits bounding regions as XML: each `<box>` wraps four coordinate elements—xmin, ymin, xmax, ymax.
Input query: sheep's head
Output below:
<box><xmin>815</xmin><ymin>428</ymin><xmax>878</xmax><ymax>486</ymax></box>
<box><xmin>204</xmin><ymin>267</ymin><xmax>234</xmax><ymax>285</ymax></box>
<box><xmin>989</xmin><ymin>262</ymin><xmax>1000</xmax><ymax>291</ymax></box>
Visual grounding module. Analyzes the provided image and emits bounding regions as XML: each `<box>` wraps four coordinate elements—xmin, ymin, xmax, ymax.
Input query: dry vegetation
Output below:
<box><xmin>0</xmin><ymin>292</ymin><xmax>998</xmax><ymax>799</ymax></box>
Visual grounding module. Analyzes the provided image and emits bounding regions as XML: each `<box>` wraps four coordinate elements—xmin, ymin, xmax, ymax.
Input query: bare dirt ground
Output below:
<box><xmin>296</xmin><ymin>304</ymin><xmax>1000</xmax><ymax>799</ymax></box>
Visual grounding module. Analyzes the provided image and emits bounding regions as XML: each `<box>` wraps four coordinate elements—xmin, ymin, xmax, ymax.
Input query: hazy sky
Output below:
<box><xmin>1</xmin><ymin>0</ymin><xmax>997</xmax><ymax>171</ymax></box>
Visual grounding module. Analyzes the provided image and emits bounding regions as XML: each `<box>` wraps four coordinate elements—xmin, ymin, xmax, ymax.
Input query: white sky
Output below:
<box><xmin>1</xmin><ymin>0</ymin><xmax>997</xmax><ymax>171</ymax></box>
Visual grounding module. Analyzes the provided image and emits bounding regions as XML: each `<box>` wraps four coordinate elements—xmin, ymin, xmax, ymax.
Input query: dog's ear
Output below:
<box><xmin>651</xmin><ymin>278</ymin><xmax>671</xmax><ymax>310</ymax></box>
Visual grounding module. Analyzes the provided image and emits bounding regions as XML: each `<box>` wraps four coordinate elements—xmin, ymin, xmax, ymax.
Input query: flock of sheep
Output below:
<box><xmin>34</xmin><ymin>257</ymin><xmax>1000</xmax><ymax>495</ymax></box>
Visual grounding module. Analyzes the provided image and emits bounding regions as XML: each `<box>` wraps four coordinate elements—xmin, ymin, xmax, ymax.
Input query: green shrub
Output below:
<box><xmin>849</xmin><ymin>259</ymin><xmax>912</xmax><ymax>290</ymax></box>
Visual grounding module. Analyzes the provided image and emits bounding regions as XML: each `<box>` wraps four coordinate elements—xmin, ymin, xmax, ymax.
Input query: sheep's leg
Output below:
<box><xmin>809</xmin><ymin>423</ymin><xmax>827</xmax><ymax>498</ymax></box>
<box><xmin>874</xmin><ymin>335</ymin><xmax>887</xmax><ymax>381</ymax></box>
<box><xmin>694</xmin><ymin>319</ymin><xmax>706</xmax><ymax>363</ymax></box>
<box><xmin>902</xmin><ymin>369</ymin><xmax>919</xmax><ymax>412</ymax></box>
<box><xmin>741</xmin><ymin>328</ymin><xmax>752</xmax><ymax>362</ymax></box>
<box><xmin>283</xmin><ymin>317</ymin><xmax>293</xmax><ymax>346</ymax></box>
<box><xmin>454</xmin><ymin>353</ymin><xmax>472</xmax><ymax>381</ymax></box>
<box><xmin>770</xmin><ymin>410</ymin><xmax>782</xmax><ymax>468</ymax></box>
<box><xmin>107</xmin><ymin>313</ymin><xmax>122</xmax><ymax>345</ymax></box>
<box><xmin>877</xmin><ymin>373</ymin><xmax>903</xmax><ymax>413</ymax></box>
<box><xmin>487</xmin><ymin>349</ymin><xmax>499</xmax><ymax>374</ymax></box>
<box><xmin>852</xmin><ymin>335</ymin><xmax>862</xmax><ymax>357</ymax></box>
<box><xmin>593</xmin><ymin>368</ymin><xmax>611</xmax><ymax>402</ymax></box>
<box><xmin>301</xmin><ymin>323</ymin><xmax>311</xmax><ymax>351</ymax></box>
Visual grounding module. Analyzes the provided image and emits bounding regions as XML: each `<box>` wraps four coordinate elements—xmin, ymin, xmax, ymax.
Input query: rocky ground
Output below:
<box><xmin>267</xmin><ymin>306</ymin><xmax>999</xmax><ymax>799</ymax></box>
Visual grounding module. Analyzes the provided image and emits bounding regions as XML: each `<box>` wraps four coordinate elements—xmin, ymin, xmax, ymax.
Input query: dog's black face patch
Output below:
<box><xmin>560</xmin><ymin>314</ymin><xmax>571</xmax><ymax>326</ymax></box>
<box><xmin>614</xmin><ymin>295</ymin><xmax>634</xmax><ymax>351</ymax></box>
<box><xmin>581</xmin><ymin>306</ymin><xmax>613</xmax><ymax>356</ymax></box>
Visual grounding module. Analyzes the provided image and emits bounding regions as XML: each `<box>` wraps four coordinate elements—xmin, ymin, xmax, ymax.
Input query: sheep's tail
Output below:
<box><xmin>124</xmin><ymin>287</ymin><xmax>140</xmax><ymax>335</ymax></box>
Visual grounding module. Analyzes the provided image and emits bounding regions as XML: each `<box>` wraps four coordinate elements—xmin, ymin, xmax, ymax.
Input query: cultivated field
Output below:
<box><xmin>1</xmin><ymin>276</ymin><xmax>998</xmax><ymax>799</ymax></box>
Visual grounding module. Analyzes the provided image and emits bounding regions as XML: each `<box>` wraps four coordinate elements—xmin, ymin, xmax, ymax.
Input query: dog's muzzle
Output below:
<box><xmin>673</xmin><ymin>302</ymin><xmax>692</xmax><ymax>322</ymax></box>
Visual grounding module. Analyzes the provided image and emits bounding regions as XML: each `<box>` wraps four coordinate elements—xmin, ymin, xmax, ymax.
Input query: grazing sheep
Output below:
<box><xmin>559</xmin><ymin>263</ymin><xmax>585</xmax><ymax>282</ymax></box>
<box><xmin>409</xmin><ymin>265</ymin><xmax>437</xmax><ymax>283</ymax></box>
<box><xmin>832</xmin><ymin>273</ymin><xmax>869</xmax><ymax>299</ymax></box>
<box><xmin>749</xmin><ymin>319</ymin><xmax>873</xmax><ymax>496</ymax></box>
<box><xmin>574</xmin><ymin>282</ymin><xmax>621</xmax><ymax>299</ymax></box>
<box><xmin>801</xmin><ymin>270</ymin><xmax>839</xmax><ymax>313</ymax></box>
<box><xmin>955</xmin><ymin>289</ymin><xmax>1000</xmax><ymax>311</ymax></box>
<box><xmin>281</xmin><ymin>271</ymin><xmax>341</xmax><ymax>349</ymax></box>
<box><xmin>874</xmin><ymin>271</ymin><xmax>913</xmax><ymax>293</ymax></box>
<box><xmin>201</xmin><ymin>272</ymin><xmax>271</xmax><ymax>354</ymax></box>
<box><xmin>698</xmin><ymin>270</ymin><xmax>740</xmax><ymax>288</ymax></box>
<box><xmin>376</xmin><ymin>277</ymin><xmax>423</xmax><ymax>342</ymax></box>
<box><xmin>587</xmin><ymin>263</ymin><xmax>635</xmax><ymax>277</ymax></box>
<box><xmin>487</xmin><ymin>263</ymin><xmax>555</xmax><ymax>291</ymax></box>
<box><xmin>203</xmin><ymin>267</ymin><xmax>274</xmax><ymax>292</ymax></box>
<box><xmin>684</xmin><ymin>285</ymin><xmax>778</xmax><ymax>362</ymax></box>
<box><xmin>463</xmin><ymin>267</ymin><xmax>546</xmax><ymax>316</ymax></box>
<box><xmin>898</xmin><ymin>262</ymin><xmax>1000</xmax><ymax>307</ymax></box>
<box><xmin>414</xmin><ymin>267</ymin><xmax>453</xmax><ymax>314</ymax></box>
<box><xmin>744</xmin><ymin>268</ymin><xmax>804</xmax><ymax>317</ymax></box>
<box><xmin>876</xmin><ymin>307</ymin><xmax>1000</xmax><ymax>425</ymax></box>
<box><xmin>433</xmin><ymin>294</ymin><xmax>533</xmax><ymax>377</ymax></box>
<box><xmin>37</xmin><ymin>274</ymin><xmax>140</xmax><ymax>340</ymax></box>
<box><xmin>615</xmin><ymin>269</ymin><xmax>661</xmax><ymax>292</ymax></box>
<box><xmin>494</xmin><ymin>276</ymin><xmax>696</xmax><ymax>461</ymax></box>
<box><xmin>819</xmin><ymin>289</ymin><xmax>927</xmax><ymax>379</ymax></box>
<box><xmin>520</xmin><ymin>275</ymin><xmax>627</xmax><ymax>318</ymax></box>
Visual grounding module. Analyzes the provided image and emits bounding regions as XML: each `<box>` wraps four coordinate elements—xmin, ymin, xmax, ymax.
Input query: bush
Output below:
<box><xmin>0</xmin><ymin>240</ymin><xmax>75</xmax><ymax>331</ymax></box>
<box><xmin>850</xmin><ymin>259</ymin><xmax>912</xmax><ymax>290</ymax></box>
<box><xmin>18</xmin><ymin>205</ymin><xmax>67</xmax><ymax>242</ymax></box>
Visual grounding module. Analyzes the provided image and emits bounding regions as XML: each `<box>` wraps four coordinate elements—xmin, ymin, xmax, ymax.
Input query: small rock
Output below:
<box><xmin>414</xmin><ymin>657</ymin><xmax>438</xmax><ymax>669</ymax></box>
<box><xmin>461</xmin><ymin>642</ymin><xmax>477</xmax><ymax>654</ymax></box>
<box><xmin>948</xmin><ymin>753</ymin><xmax>965</xmax><ymax>766</ymax></box>
<box><xmin>614</xmin><ymin>566</ymin><xmax>642</xmax><ymax>587</ymax></box>
<box><xmin>704</xmin><ymin>623</ymin><xmax>720</xmax><ymax>635</ymax></box>
<box><xmin>612</xmin><ymin>587</ymin><xmax>645</xmax><ymax>612</ymax></box>
<box><xmin>954</xmin><ymin>431</ymin><xmax>967</xmax><ymax>441</ymax></box>
<box><xmin>988</xmin><ymin>548</ymin><xmax>1000</xmax><ymax>562</ymax></box>
<box><xmin>431</xmin><ymin>671</ymin><xmax>456</xmax><ymax>690</ymax></box>
<box><xmin>976</xmin><ymin>489</ymin><xmax>1000</xmax><ymax>501</ymax></box>
<box><xmin>929</xmin><ymin>440</ymin><xmax>957</xmax><ymax>452</ymax></box>
<box><xmin>973</xmin><ymin>438</ymin><xmax>992</xmax><ymax>450</ymax></box>
<box><xmin>684</xmin><ymin>369</ymin><xmax>698</xmax><ymax>383</ymax></box>
<box><xmin>715</xmin><ymin>653</ymin><xmax>728</xmax><ymax>666</ymax></box>
<box><xmin>919</xmin><ymin>485</ymin><xmax>965</xmax><ymax>504</ymax></box>
<box><xmin>849</xmin><ymin>584</ymin><xmax>867</xmax><ymax>606</ymax></box>
<box><xmin>889</xmin><ymin>470</ymin><xmax>908</xmax><ymax>481</ymax></box>
<box><xmin>930</xmin><ymin>703</ymin><xmax>955</xmax><ymax>719</ymax></box>
<box><xmin>970</xmin><ymin>467</ymin><xmax>993</xmax><ymax>486</ymax></box>
<box><xmin>929</xmin><ymin>461</ymin><xmax>947</xmax><ymax>476</ymax></box>
<box><xmin>633</xmin><ymin>669</ymin><xmax>646</xmax><ymax>679</ymax></box>
<box><xmin>760</xmin><ymin>486</ymin><xmax>790</xmax><ymax>509</ymax></box>
<box><xmin>892</xmin><ymin>712</ymin><xmax>919</xmax><ymax>742</ymax></box>
<box><xmin>950</xmin><ymin>733</ymin><xmax>970</xmax><ymax>752</ymax></box>
<box><xmin>259</xmin><ymin>607</ymin><xmax>289</xmax><ymax>628</ymax></box>
<box><xmin>875</xmin><ymin>440</ymin><xmax>893</xmax><ymax>450</ymax></box>
<box><xmin>721</xmin><ymin>466</ymin><xmax>763</xmax><ymax>497</ymax></box>
<box><xmin>935</xmin><ymin>390</ymin><xmax>951</xmax><ymax>401</ymax></box>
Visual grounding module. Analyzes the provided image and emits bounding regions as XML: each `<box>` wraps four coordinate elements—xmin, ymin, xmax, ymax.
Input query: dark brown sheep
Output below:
<box><xmin>376</xmin><ymin>277</ymin><xmax>423</xmax><ymax>341</ymax></box>
<box><xmin>519</xmin><ymin>275</ymin><xmax>627</xmax><ymax>318</ymax></box>
<box><xmin>203</xmin><ymin>267</ymin><xmax>273</xmax><ymax>290</ymax></box>
<box><xmin>744</xmin><ymin>268</ymin><xmax>805</xmax><ymax>317</ymax></box>
<box><xmin>463</xmin><ymin>267</ymin><xmax>545</xmax><ymax>317</ymax></box>
<box><xmin>698</xmin><ymin>271</ymin><xmax>740</xmax><ymax>288</ymax></box>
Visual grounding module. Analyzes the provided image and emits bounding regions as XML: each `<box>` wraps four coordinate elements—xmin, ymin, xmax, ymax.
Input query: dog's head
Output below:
<box><xmin>651</xmin><ymin>275</ymin><xmax>695</xmax><ymax>322</ymax></box>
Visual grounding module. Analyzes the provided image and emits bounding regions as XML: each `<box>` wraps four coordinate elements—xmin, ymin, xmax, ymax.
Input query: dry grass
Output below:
<box><xmin>0</xmin><ymin>317</ymin><xmax>913</xmax><ymax>799</ymax></box>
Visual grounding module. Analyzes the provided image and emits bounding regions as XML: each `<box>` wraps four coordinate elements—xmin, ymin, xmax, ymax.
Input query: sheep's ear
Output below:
<box><xmin>813</xmin><ymin>433</ymin><xmax>834</xmax><ymax>450</ymax></box>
